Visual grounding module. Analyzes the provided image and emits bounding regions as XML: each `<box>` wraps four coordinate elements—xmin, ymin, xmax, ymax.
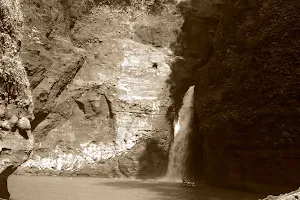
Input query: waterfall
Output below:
<box><xmin>166</xmin><ymin>85</ymin><xmax>195</xmax><ymax>181</ymax></box>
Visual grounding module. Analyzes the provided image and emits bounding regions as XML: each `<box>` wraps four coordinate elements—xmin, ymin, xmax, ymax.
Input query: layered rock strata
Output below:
<box><xmin>18</xmin><ymin>0</ymin><xmax>182</xmax><ymax>178</ymax></box>
<box><xmin>0</xmin><ymin>0</ymin><xmax>34</xmax><ymax>199</ymax></box>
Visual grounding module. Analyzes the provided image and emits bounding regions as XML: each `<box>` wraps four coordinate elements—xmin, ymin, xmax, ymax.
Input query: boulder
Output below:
<box><xmin>8</xmin><ymin>115</ymin><xmax>18</xmax><ymax>127</ymax></box>
<box><xmin>17</xmin><ymin>117</ymin><xmax>31</xmax><ymax>130</ymax></box>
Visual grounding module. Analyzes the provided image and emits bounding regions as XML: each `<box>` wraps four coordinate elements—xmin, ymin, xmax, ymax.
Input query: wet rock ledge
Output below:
<box><xmin>0</xmin><ymin>0</ymin><xmax>34</xmax><ymax>199</ymax></box>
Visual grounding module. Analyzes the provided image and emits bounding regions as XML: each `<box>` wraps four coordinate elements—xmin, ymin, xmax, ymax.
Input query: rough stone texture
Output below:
<box><xmin>17</xmin><ymin>0</ymin><xmax>182</xmax><ymax>178</ymax></box>
<box><xmin>0</xmin><ymin>0</ymin><xmax>34</xmax><ymax>199</ymax></box>
<box><xmin>168</xmin><ymin>0</ymin><xmax>224</xmax><ymax>181</ymax></box>
<box><xmin>195</xmin><ymin>0</ymin><xmax>300</xmax><ymax>194</ymax></box>
<box><xmin>169</xmin><ymin>0</ymin><xmax>223</xmax><ymax>111</ymax></box>
<box><xmin>262</xmin><ymin>189</ymin><xmax>300</xmax><ymax>200</ymax></box>
<box><xmin>5</xmin><ymin>0</ymin><xmax>298</xmax><ymax>197</ymax></box>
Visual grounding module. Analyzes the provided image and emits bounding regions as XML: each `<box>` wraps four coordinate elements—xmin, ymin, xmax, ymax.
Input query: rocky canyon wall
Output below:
<box><xmin>167</xmin><ymin>0</ymin><xmax>224</xmax><ymax>181</ymax></box>
<box><xmin>0</xmin><ymin>0</ymin><xmax>34</xmax><ymax>199</ymax></box>
<box><xmin>17</xmin><ymin>0</ymin><xmax>182</xmax><ymax>178</ymax></box>
<box><xmin>195</xmin><ymin>0</ymin><xmax>300</xmax><ymax>194</ymax></box>
<box><xmin>6</xmin><ymin>0</ymin><xmax>299</xmax><ymax>195</ymax></box>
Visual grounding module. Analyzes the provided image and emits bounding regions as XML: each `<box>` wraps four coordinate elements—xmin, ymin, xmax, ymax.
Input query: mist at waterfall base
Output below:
<box><xmin>165</xmin><ymin>85</ymin><xmax>197</xmax><ymax>182</ymax></box>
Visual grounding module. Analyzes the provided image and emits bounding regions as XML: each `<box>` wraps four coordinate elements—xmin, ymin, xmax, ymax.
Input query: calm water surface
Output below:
<box><xmin>9</xmin><ymin>175</ymin><xmax>265</xmax><ymax>200</ymax></box>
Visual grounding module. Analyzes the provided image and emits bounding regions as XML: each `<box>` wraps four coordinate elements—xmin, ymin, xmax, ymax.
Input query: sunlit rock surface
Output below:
<box><xmin>0</xmin><ymin>0</ymin><xmax>34</xmax><ymax>199</ymax></box>
<box><xmin>18</xmin><ymin>0</ymin><xmax>182</xmax><ymax>178</ymax></box>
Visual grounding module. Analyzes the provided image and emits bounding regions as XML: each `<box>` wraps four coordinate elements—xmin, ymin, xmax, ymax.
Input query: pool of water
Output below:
<box><xmin>8</xmin><ymin>175</ymin><xmax>265</xmax><ymax>200</ymax></box>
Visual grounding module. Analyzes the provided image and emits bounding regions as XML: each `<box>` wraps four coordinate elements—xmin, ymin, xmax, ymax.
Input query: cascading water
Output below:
<box><xmin>166</xmin><ymin>85</ymin><xmax>195</xmax><ymax>181</ymax></box>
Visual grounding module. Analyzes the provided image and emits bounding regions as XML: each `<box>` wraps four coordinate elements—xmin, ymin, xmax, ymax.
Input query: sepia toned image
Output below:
<box><xmin>0</xmin><ymin>0</ymin><xmax>299</xmax><ymax>199</ymax></box>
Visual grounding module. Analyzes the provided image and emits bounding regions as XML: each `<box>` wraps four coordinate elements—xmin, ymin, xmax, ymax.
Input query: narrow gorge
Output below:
<box><xmin>0</xmin><ymin>0</ymin><xmax>299</xmax><ymax>199</ymax></box>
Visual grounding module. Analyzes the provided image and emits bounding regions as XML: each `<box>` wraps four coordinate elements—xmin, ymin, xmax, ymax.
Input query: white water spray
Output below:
<box><xmin>166</xmin><ymin>85</ymin><xmax>195</xmax><ymax>181</ymax></box>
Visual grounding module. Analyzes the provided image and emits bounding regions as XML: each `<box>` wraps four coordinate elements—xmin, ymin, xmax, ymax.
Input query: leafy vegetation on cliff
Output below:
<box><xmin>195</xmin><ymin>0</ymin><xmax>300</xmax><ymax>193</ymax></box>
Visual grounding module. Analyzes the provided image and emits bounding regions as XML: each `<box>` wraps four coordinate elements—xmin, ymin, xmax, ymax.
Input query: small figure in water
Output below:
<box><xmin>181</xmin><ymin>176</ymin><xmax>196</xmax><ymax>187</ymax></box>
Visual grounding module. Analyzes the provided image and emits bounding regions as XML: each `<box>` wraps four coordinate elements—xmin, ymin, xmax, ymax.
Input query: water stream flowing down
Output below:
<box><xmin>166</xmin><ymin>85</ymin><xmax>195</xmax><ymax>181</ymax></box>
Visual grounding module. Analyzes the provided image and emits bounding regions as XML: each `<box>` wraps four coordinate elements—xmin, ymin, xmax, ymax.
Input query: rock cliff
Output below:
<box><xmin>18</xmin><ymin>0</ymin><xmax>182</xmax><ymax>178</ymax></box>
<box><xmin>0</xmin><ymin>0</ymin><xmax>34</xmax><ymax>199</ymax></box>
<box><xmin>195</xmin><ymin>0</ymin><xmax>300</xmax><ymax>194</ymax></box>
<box><xmin>3</xmin><ymin>0</ymin><xmax>298</xmax><ymax>196</ymax></box>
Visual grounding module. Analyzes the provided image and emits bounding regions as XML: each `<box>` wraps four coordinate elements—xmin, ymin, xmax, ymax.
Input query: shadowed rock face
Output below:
<box><xmin>0</xmin><ymin>0</ymin><xmax>34</xmax><ymax>199</ymax></box>
<box><xmin>195</xmin><ymin>0</ymin><xmax>300</xmax><ymax>193</ymax></box>
<box><xmin>166</xmin><ymin>0</ymin><xmax>224</xmax><ymax>181</ymax></box>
